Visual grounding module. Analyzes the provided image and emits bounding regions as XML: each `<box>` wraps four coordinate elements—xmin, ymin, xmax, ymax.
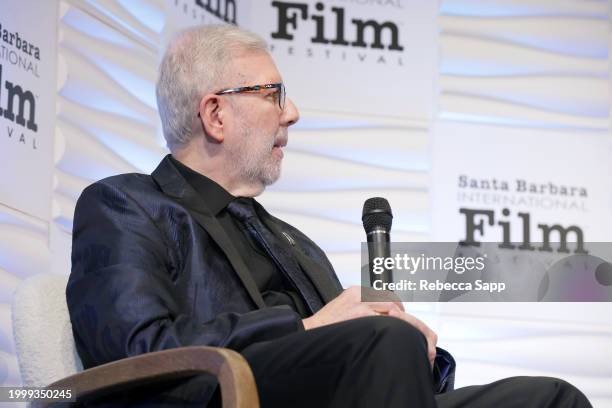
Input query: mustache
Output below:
<box><xmin>273</xmin><ymin>129</ymin><xmax>288</xmax><ymax>148</ymax></box>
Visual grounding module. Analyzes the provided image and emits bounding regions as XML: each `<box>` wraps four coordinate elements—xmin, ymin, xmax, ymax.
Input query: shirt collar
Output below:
<box><xmin>169</xmin><ymin>155</ymin><xmax>235</xmax><ymax>215</ymax></box>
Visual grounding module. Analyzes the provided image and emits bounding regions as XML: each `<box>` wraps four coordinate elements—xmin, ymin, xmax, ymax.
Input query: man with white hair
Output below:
<box><xmin>67</xmin><ymin>24</ymin><xmax>592</xmax><ymax>407</ymax></box>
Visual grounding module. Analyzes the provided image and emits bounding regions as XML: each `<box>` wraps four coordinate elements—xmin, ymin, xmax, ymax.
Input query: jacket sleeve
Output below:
<box><xmin>67</xmin><ymin>180</ymin><xmax>304</xmax><ymax>369</ymax></box>
<box><xmin>433</xmin><ymin>347</ymin><xmax>456</xmax><ymax>394</ymax></box>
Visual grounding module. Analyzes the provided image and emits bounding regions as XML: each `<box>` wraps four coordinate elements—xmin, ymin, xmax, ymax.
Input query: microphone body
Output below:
<box><xmin>362</xmin><ymin>197</ymin><xmax>394</xmax><ymax>287</ymax></box>
<box><xmin>367</xmin><ymin>228</ymin><xmax>393</xmax><ymax>285</ymax></box>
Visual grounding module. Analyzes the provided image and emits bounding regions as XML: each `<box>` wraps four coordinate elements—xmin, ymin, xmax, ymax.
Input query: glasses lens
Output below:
<box><xmin>280</xmin><ymin>84</ymin><xmax>286</xmax><ymax>110</ymax></box>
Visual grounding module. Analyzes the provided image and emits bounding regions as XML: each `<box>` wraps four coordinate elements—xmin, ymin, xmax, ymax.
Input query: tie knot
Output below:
<box><xmin>226</xmin><ymin>197</ymin><xmax>258</xmax><ymax>222</ymax></box>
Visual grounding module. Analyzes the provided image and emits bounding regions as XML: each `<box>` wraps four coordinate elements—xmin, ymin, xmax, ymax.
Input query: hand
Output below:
<box><xmin>387</xmin><ymin>307</ymin><xmax>438</xmax><ymax>368</ymax></box>
<box><xmin>302</xmin><ymin>286</ymin><xmax>404</xmax><ymax>330</ymax></box>
<box><xmin>302</xmin><ymin>286</ymin><xmax>438</xmax><ymax>368</ymax></box>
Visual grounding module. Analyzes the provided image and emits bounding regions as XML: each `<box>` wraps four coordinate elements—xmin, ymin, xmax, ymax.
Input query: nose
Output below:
<box><xmin>281</xmin><ymin>97</ymin><xmax>300</xmax><ymax>127</ymax></box>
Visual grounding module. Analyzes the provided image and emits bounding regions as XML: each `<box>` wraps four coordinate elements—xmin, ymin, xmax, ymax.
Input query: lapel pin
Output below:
<box><xmin>282</xmin><ymin>232</ymin><xmax>296</xmax><ymax>246</ymax></box>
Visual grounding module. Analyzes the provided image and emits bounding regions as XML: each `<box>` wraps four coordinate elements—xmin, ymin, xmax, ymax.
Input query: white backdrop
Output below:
<box><xmin>0</xmin><ymin>0</ymin><xmax>610</xmax><ymax>406</ymax></box>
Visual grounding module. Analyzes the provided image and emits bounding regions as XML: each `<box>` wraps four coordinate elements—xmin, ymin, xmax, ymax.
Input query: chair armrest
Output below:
<box><xmin>32</xmin><ymin>346</ymin><xmax>259</xmax><ymax>408</ymax></box>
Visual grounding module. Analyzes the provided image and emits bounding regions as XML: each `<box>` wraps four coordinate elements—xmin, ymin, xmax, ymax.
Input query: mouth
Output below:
<box><xmin>273</xmin><ymin>138</ymin><xmax>287</xmax><ymax>148</ymax></box>
<box><xmin>272</xmin><ymin>138</ymin><xmax>285</xmax><ymax>159</ymax></box>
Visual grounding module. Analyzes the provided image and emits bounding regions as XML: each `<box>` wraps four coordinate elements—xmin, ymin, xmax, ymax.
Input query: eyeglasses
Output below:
<box><xmin>215</xmin><ymin>83</ymin><xmax>286</xmax><ymax>111</ymax></box>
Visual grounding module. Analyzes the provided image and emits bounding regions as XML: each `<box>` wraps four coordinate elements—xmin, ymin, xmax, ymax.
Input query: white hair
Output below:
<box><xmin>156</xmin><ymin>24</ymin><xmax>267</xmax><ymax>151</ymax></box>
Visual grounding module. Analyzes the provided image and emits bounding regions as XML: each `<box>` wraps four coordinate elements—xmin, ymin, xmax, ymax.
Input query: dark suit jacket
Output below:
<box><xmin>67</xmin><ymin>155</ymin><xmax>454</xmax><ymax>403</ymax></box>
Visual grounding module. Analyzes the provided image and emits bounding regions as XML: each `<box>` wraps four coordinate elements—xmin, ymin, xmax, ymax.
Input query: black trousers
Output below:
<box><xmin>82</xmin><ymin>316</ymin><xmax>592</xmax><ymax>407</ymax></box>
<box><xmin>241</xmin><ymin>316</ymin><xmax>592</xmax><ymax>408</ymax></box>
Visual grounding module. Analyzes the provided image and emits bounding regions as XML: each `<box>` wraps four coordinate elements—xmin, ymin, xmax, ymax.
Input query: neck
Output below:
<box><xmin>172</xmin><ymin>140</ymin><xmax>264</xmax><ymax>197</ymax></box>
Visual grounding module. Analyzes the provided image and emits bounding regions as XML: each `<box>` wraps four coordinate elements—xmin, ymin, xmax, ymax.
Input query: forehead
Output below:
<box><xmin>226</xmin><ymin>51</ymin><xmax>282</xmax><ymax>86</ymax></box>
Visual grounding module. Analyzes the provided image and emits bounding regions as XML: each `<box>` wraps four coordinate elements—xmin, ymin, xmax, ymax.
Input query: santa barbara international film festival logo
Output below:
<box><xmin>0</xmin><ymin>21</ymin><xmax>40</xmax><ymax>151</ymax></box>
<box><xmin>270</xmin><ymin>0</ymin><xmax>406</xmax><ymax>66</ymax></box>
<box><xmin>175</xmin><ymin>0</ymin><xmax>405</xmax><ymax>65</ymax></box>
<box><xmin>174</xmin><ymin>1</ymin><xmax>237</xmax><ymax>25</ymax></box>
<box><xmin>457</xmin><ymin>174</ymin><xmax>590</xmax><ymax>255</ymax></box>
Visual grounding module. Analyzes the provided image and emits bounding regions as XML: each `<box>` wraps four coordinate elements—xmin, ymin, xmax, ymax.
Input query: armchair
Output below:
<box><xmin>11</xmin><ymin>274</ymin><xmax>259</xmax><ymax>407</ymax></box>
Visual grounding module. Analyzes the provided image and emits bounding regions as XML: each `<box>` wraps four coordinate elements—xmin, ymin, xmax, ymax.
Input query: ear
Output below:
<box><xmin>198</xmin><ymin>94</ymin><xmax>225</xmax><ymax>143</ymax></box>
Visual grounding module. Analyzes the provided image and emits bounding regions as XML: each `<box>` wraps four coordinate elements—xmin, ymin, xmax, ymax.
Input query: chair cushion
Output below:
<box><xmin>12</xmin><ymin>274</ymin><xmax>83</xmax><ymax>386</ymax></box>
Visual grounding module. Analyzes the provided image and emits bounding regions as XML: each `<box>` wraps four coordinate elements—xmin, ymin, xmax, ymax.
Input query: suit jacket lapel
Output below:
<box><xmin>290</xmin><ymin>244</ymin><xmax>339</xmax><ymax>304</ymax></box>
<box><xmin>152</xmin><ymin>156</ymin><xmax>266</xmax><ymax>309</ymax></box>
<box><xmin>257</xmin><ymin>203</ymin><xmax>340</xmax><ymax>304</ymax></box>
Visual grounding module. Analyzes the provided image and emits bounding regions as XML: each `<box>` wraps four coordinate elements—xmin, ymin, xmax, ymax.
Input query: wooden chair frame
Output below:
<box><xmin>32</xmin><ymin>346</ymin><xmax>259</xmax><ymax>408</ymax></box>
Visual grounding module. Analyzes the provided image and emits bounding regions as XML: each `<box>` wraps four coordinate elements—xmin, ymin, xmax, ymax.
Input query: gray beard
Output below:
<box><xmin>230</xmin><ymin>124</ymin><xmax>282</xmax><ymax>188</ymax></box>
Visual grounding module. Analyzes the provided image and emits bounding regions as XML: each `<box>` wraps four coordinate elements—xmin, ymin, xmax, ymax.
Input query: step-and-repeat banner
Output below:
<box><xmin>431</xmin><ymin>121</ymin><xmax>612</xmax><ymax>302</ymax></box>
<box><xmin>432</xmin><ymin>121</ymin><xmax>612</xmax><ymax>243</ymax></box>
<box><xmin>168</xmin><ymin>0</ymin><xmax>436</xmax><ymax>120</ymax></box>
<box><xmin>0</xmin><ymin>0</ymin><xmax>57</xmax><ymax>220</ymax></box>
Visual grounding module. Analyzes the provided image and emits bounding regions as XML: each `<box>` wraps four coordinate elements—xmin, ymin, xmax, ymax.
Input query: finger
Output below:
<box><xmin>369</xmin><ymin>289</ymin><xmax>404</xmax><ymax>311</ymax></box>
<box><xmin>428</xmin><ymin>345</ymin><xmax>436</xmax><ymax>369</ymax></box>
<box><xmin>367</xmin><ymin>301</ymin><xmax>403</xmax><ymax>315</ymax></box>
<box><xmin>371</xmin><ymin>300</ymin><xmax>404</xmax><ymax>313</ymax></box>
<box><xmin>340</xmin><ymin>288</ymin><xmax>403</xmax><ymax>314</ymax></box>
<box><xmin>353</xmin><ymin>304</ymin><xmax>380</xmax><ymax>318</ymax></box>
<box><xmin>384</xmin><ymin>291</ymin><xmax>404</xmax><ymax>311</ymax></box>
<box><xmin>388</xmin><ymin>309</ymin><xmax>436</xmax><ymax>365</ymax></box>
<box><xmin>365</xmin><ymin>305</ymin><xmax>392</xmax><ymax>318</ymax></box>
<box><xmin>361</xmin><ymin>287</ymin><xmax>405</xmax><ymax>311</ymax></box>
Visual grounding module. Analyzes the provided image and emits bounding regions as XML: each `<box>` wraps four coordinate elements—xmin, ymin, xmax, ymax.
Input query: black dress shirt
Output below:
<box><xmin>169</xmin><ymin>156</ymin><xmax>310</xmax><ymax>317</ymax></box>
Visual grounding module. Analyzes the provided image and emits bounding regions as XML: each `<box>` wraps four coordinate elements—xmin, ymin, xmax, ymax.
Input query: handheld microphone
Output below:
<box><xmin>362</xmin><ymin>197</ymin><xmax>393</xmax><ymax>286</ymax></box>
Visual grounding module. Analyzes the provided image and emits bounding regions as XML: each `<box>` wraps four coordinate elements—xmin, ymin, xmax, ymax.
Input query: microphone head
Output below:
<box><xmin>362</xmin><ymin>197</ymin><xmax>393</xmax><ymax>234</ymax></box>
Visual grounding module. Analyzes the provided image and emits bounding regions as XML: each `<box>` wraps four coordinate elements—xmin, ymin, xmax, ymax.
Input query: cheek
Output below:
<box><xmin>236</xmin><ymin>105</ymin><xmax>280</xmax><ymax>137</ymax></box>
<box><xmin>255</xmin><ymin>115</ymin><xmax>280</xmax><ymax>136</ymax></box>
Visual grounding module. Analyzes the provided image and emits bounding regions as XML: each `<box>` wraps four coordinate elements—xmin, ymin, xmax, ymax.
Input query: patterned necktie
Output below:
<box><xmin>226</xmin><ymin>197</ymin><xmax>323</xmax><ymax>311</ymax></box>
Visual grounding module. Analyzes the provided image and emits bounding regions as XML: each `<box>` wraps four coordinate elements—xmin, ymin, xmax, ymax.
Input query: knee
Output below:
<box><xmin>356</xmin><ymin>315</ymin><xmax>428</xmax><ymax>354</ymax></box>
<box><xmin>534</xmin><ymin>376</ymin><xmax>584</xmax><ymax>394</ymax></box>
<box><xmin>338</xmin><ymin>316</ymin><xmax>431</xmax><ymax>379</ymax></box>
<box><xmin>529</xmin><ymin>377</ymin><xmax>591</xmax><ymax>407</ymax></box>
